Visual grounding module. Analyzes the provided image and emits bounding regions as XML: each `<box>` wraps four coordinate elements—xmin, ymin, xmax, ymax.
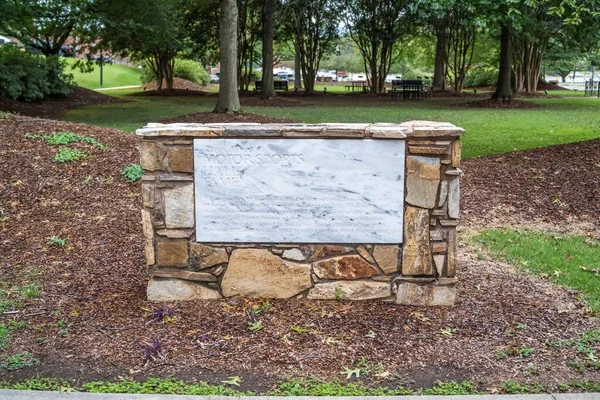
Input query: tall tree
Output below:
<box><xmin>214</xmin><ymin>0</ymin><xmax>241</xmax><ymax>112</ymax></box>
<box><xmin>237</xmin><ymin>0</ymin><xmax>261</xmax><ymax>91</ymax></box>
<box><xmin>344</xmin><ymin>0</ymin><xmax>417</xmax><ymax>93</ymax></box>
<box><xmin>286</xmin><ymin>0</ymin><xmax>340</xmax><ymax>93</ymax></box>
<box><xmin>260</xmin><ymin>0</ymin><xmax>276</xmax><ymax>98</ymax></box>
<box><xmin>0</xmin><ymin>0</ymin><xmax>92</xmax><ymax>56</ymax></box>
<box><xmin>96</xmin><ymin>0</ymin><xmax>181</xmax><ymax>90</ymax></box>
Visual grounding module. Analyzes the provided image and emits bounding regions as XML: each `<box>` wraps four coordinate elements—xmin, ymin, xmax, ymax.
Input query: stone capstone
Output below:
<box><xmin>156</xmin><ymin>241</ymin><xmax>188</xmax><ymax>267</ymax></box>
<box><xmin>282</xmin><ymin>248</ymin><xmax>306</xmax><ymax>261</ymax></box>
<box><xmin>402</xmin><ymin>207</ymin><xmax>433</xmax><ymax>275</ymax></box>
<box><xmin>221</xmin><ymin>249</ymin><xmax>312</xmax><ymax>298</ymax></box>
<box><xmin>307</xmin><ymin>281</ymin><xmax>391</xmax><ymax>300</ymax></box>
<box><xmin>373</xmin><ymin>245</ymin><xmax>399</xmax><ymax>275</ymax></box>
<box><xmin>163</xmin><ymin>184</ymin><xmax>194</xmax><ymax>229</ymax></box>
<box><xmin>190</xmin><ymin>244</ymin><xmax>228</xmax><ymax>269</ymax></box>
<box><xmin>147</xmin><ymin>278</ymin><xmax>221</xmax><ymax>301</ymax></box>
<box><xmin>405</xmin><ymin>156</ymin><xmax>441</xmax><ymax>209</ymax></box>
<box><xmin>395</xmin><ymin>282</ymin><xmax>456</xmax><ymax>306</ymax></box>
<box><xmin>313</xmin><ymin>255</ymin><xmax>379</xmax><ymax>280</ymax></box>
<box><xmin>308</xmin><ymin>245</ymin><xmax>354</xmax><ymax>261</ymax></box>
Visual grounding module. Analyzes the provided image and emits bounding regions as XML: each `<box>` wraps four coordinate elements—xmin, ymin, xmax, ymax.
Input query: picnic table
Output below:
<box><xmin>255</xmin><ymin>80</ymin><xmax>289</xmax><ymax>92</ymax></box>
<box><xmin>345</xmin><ymin>81</ymin><xmax>370</xmax><ymax>92</ymax></box>
<box><xmin>390</xmin><ymin>79</ymin><xmax>431</xmax><ymax>100</ymax></box>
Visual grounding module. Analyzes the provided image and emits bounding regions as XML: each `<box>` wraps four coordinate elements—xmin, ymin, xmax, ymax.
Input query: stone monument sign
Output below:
<box><xmin>137</xmin><ymin>121</ymin><xmax>464</xmax><ymax>305</ymax></box>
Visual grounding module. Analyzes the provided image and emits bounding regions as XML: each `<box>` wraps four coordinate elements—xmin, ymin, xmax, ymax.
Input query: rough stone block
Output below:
<box><xmin>157</xmin><ymin>241</ymin><xmax>188</xmax><ymax>267</ymax></box>
<box><xmin>356</xmin><ymin>246</ymin><xmax>375</xmax><ymax>263</ymax></box>
<box><xmin>373</xmin><ymin>245</ymin><xmax>399</xmax><ymax>274</ymax></box>
<box><xmin>396</xmin><ymin>282</ymin><xmax>456</xmax><ymax>306</ymax></box>
<box><xmin>308</xmin><ymin>245</ymin><xmax>354</xmax><ymax>261</ymax></box>
<box><xmin>307</xmin><ymin>281</ymin><xmax>391</xmax><ymax>300</ymax></box>
<box><xmin>168</xmin><ymin>147</ymin><xmax>194</xmax><ymax>173</ymax></box>
<box><xmin>451</xmin><ymin>140</ymin><xmax>462</xmax><ymax>167</ymax></box>
<box><xmin>163</xmin><ymin>183</ymin><xmax>194</xmax><ymax>229</ymax></box>
<box><xmin>141</xmin><ymin>209</ymin><xmax>153</xmax><ymax>241</ymax></box>
<box><xmin>402</xmin><ymin>207</ymin><xmax>433</xmax><ymax>276</ymax></box>
<box><xmin>448</xmin><ymin>177</ymin><xmax>460</xmax><ymax>219</ymax></box>
<box><xmin>147</xmin><ymin>278</ymin><xmax>221</xmax><ymax>301</ymax></box>
<box><xmin>431</xmin><ymin>242</ymin><xmax>447</xmax><ymax>253</ymax></box>
<box><xmin>142</xmin><ymin>183</ymin><xmax>155</xmax><ymax>208</ymax></box>
<box><xmin>313</xmin><ymin>255</ymin><xmax>379</xmax><ymax>280</ymax></box>
<box><xmin>282</xmin><ymin>248</ymin><xmax>306</xmax><ymax>261</ymax></box>
<box><xmin>405</xmin><ymin>156</ymin><xmax>441</xmax><ymax>209</ymax></box>
<box><xmin>222</xmin><ymin>249</ymin><xmax>311</xmax><ymax>298</ymax></box>
<box><xmin>408</xmin><ymin>146</ymin><xmax>450</xmax><ymax>155</ymax></box>
<box><xmin>190</xmin><ymin>244</ymin><xmax>228</xmax><ymax>269</ymax></box>
<box><xmin>145</xmin><ymin>242</ymin><xmax>155</xmax><ymax>266</ymax></box>
<box><xmin>156</xmin><ymin>229</ymin><xmax>194</xmax><ymax>239</ymax></box>
<box><xmin>433</xmin><ymin>254</ymin><xmax>445</xmax><ymax>276</ymax></box>
<box><xmin>140</xmin><ymin>141</ymin><xmax>166</xmax><ymax>171</ymax></box>
<box><xmin>447</xmin><ymin>230</ymin><xmax>457</xmax><ymax>276</ymax></box>
<box><xmin>153</xmin><ymin>268</ymin><xmax>216</xmax><ymax>282</ymax></box>
<box><xmin>438</xmin><ymin>180</ymin><xmax>448</xmax><ymax>207</ymax></box>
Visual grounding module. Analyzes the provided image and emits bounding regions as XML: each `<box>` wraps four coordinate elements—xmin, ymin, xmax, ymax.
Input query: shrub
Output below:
<box><xmin>464</xmin><ymin>66</ymin><xmax>498</xmax><ymax>88</ymax></box>
<box><xmin>0</xmin><ymin>45</ymin><xmax>73</xmax><ymax>102</ymax></box>
<box><xmin>141</xmin><ymin>58</ymin><xmax>209</xmax><ymax>86</ymax></box>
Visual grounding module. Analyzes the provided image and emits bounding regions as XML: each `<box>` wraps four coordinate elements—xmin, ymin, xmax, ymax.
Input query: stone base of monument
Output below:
<box><xmin>137</xmin><ymin>121</ymin><xmax>463</xmax><ymax>306</ymax></box>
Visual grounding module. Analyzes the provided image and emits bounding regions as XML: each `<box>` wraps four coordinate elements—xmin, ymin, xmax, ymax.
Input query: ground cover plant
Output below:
<box><xmin>1</xmin><ymin>114</ymin><xmax>599</xmax><ymax>394</ymax></box>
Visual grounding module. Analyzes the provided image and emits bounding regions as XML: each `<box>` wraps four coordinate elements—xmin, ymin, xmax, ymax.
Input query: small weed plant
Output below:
<box><xmin>26</xmin><ymin>131</ymin><xmax>106</xmax><ymax>150</ymax></box>
<box><xmin>0</xmin><ymin>111</ymin><xmax>10</xmax><ymax>119</ymax></box>
<box><xmin>48</xmin><ymin>236</ymin><xmax>67</xmax><ymax>247</ymax></box>
<box><xmin>419</xmin><ymin>380</ymin><xmax>480</xmax><ymax>395</ymax></box>
<box><xmin>52</xmin><ymin>147</ymin><xmax>87</xmax><ymax>163</ymax></box>
<box><xmin>121</xmin><ymin>163</ymin><xmax>143</xmax><ymax>182</ymax></box>
<box><xmin>1</xmin><ymin>352</ymin><xmax>38</xmax><ymax>371</ymax></box>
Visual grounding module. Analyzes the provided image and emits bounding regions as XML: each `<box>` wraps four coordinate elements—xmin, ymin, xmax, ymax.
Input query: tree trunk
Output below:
<box><xmin>493</xmin><ymin>24</ymin><xmax>512</xmax><ymax>101</ymax></box>
<box><xmin>433</xmin><ymin>25</ymin><xmax>447</xmax><ymax>91</ymax></box>
<box><xmin>294</xmin><ymin>43</ymin><xmax>302</xmax><ymax>90</ymax></box>
<box><xmin>261</xmin><ymin>0</ymin><xmax>276</xmax><ymax>99</ymax></box>
<box><xmin>214</xmin><ymin>0</ymin><xmax>241</xmax><ymax>113</ymax></box>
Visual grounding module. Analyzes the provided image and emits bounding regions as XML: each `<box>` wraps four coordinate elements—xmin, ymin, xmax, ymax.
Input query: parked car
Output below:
<box><xmin>0</xmin><ymin>36</ymin><xmax>11</xmax><ymax>46</ymax></box>
<box><xmin>210</xmin><ymin>74</ymin><xmax>220</xmax><ymax>84</ymax></box>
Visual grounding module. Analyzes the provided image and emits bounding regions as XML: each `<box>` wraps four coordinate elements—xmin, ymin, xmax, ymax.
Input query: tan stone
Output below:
<box><xmin>145</xmin><ymin>242</ymin><xmax>155</xmax><ymax>266</ymax></box>
<box><xmin>212</xmin><ymin>266</ymin><xmax>224</xmax><ymax>276</ymax></box>
<box><xmin>395</xmin><ymin>282</ymin><xmax>456</xmax><ymax>306</ymax></box>
<box><xmin>141</xmin><ymin>209</ymin><xmax>154</xmax><ymax>240</ymax></box>
<box><xmin>433</xmin><ymin>254</ymin><xmax>445</xmax><ymax>276</ymax></box>
<box><xmin>438</xmin><ymin>181</ymin><xmax>448</xmax><ymax>207</ymax></box>
<box><xmin>190</xmin><ymin>244</ymin><xmax>228</xmax><ymax>269</ymax></box>
<box><xmin>157</xmin><ymin>241</ymin><xmax>188</xmax><ymax>267</ymax></box>
<box><xmin>431</xmin><ymin>242</ymin><xmax>447</xmax><ymax>253</ymax></box>
<box><xmin>147</xmin><ymin>278</ymin><xmax>221</xmax><ymax>301</ymax></box>
<box><xmin>313</xmin><ymin>255</ymin><xmax>378</xmax><ymax>280</ymax></box>
<box><xmin>307</xmin><ymin>281</ymin><xmax>391</xmax><ymax>300</ymax></box>
<box><xmin>402</xmin><ymin>207</ymin><xmax>433</xmax><ymax>276</ymax></box>
<box><xmin>439</xmin><ymin>219</ymin><xmax>459</xmax><ymax>226</ymax></box>
<box><xmin>156</xmin><ymin>229</ymin><xmax>194</xmax><ymax>239</ymax></box>
<box><xmin>405</xmin><ymin>156</ymin><xmax>441</xmax><ymax>209</ymax></box>
<box><xmin>153</xmin><ymin>268</ymin><xmax>216</xmax><ymax>282</ymax></box>
<box><xmin>356</xmin><ymin>246</ymin><xmax>375</xmax><ymax>263</ymax></box>
<box><xmin>408</xmin><ymin>146</ymin><xmax>450</xmax><ymax>155</ymax></box>
<box><xmin>168</xmin><ymin>147</ymin><xmax>193</xmax><ymax>173</ymax></box>
<box><xmin>142</xmin><ymin>183</ymin><xmax>155</xmax><ymax>208</ymax></box>
<box><xmin>373</xmin><ymin>245</ymin><xmax>399</xmax><ymax>274</ymax></box>
<box><xmin>163</xmin><ymin>183</ymin><xmax>194</xmax><ymax>229</ymax></box>
<box><xmin>448</xmin><ymin>177</ymin><xmax>460</xmax><ymax>219</ymax></box>
<box><xmin>140</xmin><ymin>141</ymin><xmax>166</xmax><ymax>171</ymax></box>
<box><xmin>451</xmin><ymin>140</ymin><xmax>462</xmax><ymax>167</ymax></box>
<box><xmin>282</xmin><ymin>248</ymin><xmax>306</xmax><ymax>261</ymax></box>
<box><xmin>447</xmin><ymin>230</ymin><xmax>456</xmax><ymax>276</ymax></box>
<box><xmin>308</xmin><ymin>245</ymin><xmax>353</xmax><ymax>261</ymax></box>
<box><xmin>372</xmin><ymin>275</ymin><xmax>393</xmax><ymax>282</ymax></box>
<box><xmin>222</xmin><ymin>249</ymin><xmax>311</xmax><ymax>298</ymax></box>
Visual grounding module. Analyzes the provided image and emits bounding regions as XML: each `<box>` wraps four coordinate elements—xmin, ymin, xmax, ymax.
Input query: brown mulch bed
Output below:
<box><xmin>462</xmin><ymin>138</ymin><xmax>600</xmax><ymax>231</ymax></box>
<box><xmin>158</xmin><ymin>112</ymin><xmax>298</xmax><ymax>124</ymax></box>
<box><xmin>0</xmin><ymin>115</ymin><xmax>599</xmax><ymax>391</ymax></box>
<box><xmin>0</xmin><ymin>87</ymin><xmax>125</xmax><ymax>120</ymax></box>
<box><xmin>139</xmin><ymin>77</ymin><xmax>218</xmax><ymax>93</ymax></box>
<box><xmin>461</xmin><ymin>98</ymin><xmax>542</xmax><ymax>109</ymax></box>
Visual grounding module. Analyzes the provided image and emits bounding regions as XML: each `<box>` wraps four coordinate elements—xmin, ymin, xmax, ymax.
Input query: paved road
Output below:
<box><xmin>1</xmin><ymin>390</ymin><xmax>599</xmax><ymax>400</ymax></box>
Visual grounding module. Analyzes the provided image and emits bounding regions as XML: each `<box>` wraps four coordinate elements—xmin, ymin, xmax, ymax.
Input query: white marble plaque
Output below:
<box><xmin>194</xmin><ymin>139</ymin><xmax>405</xmax><ymax>243</ymax></box>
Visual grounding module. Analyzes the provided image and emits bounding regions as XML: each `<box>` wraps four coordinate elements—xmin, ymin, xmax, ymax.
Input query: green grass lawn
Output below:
<box><xmin>63</xmin><ymin>58</ymin><xmax>142</xmax><ymax>89</ymax></box>
<box><xmin>473</xmin><ymin>228</ymin><xmax>600</xmax><ymax>311</ymax></box>
<box><xmin>64</xmin><ymin>89</ymin><xmax>600</xmax><ymax>159</ymax></box>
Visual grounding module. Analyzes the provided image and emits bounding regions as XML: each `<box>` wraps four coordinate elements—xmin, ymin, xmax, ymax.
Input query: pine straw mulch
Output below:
<box><xmin>0</xmin><ymin>88</ymin><xmax>126</xmax><ymax>120</ymax></box>
<box><xmin>139</xmin><ymin>78</ymin><xmax>219</xmax><ymax>93</ymax></box>
<box><xmin>0</xmin><ymin>115</ymin><xmax>599</xmax><ymax>391</ymax></box>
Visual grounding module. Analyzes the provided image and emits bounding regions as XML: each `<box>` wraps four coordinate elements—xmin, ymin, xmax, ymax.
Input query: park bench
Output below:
<box><xmin>255</xmin><ymin>80</ymin><xmax>289</xmax><ymax>92</ymax></box>
<box><xmin>345</xmin><ymin>81</ymin><xmax>370</xmax><ymax>92</ymax></box>
<box><xmin>390</xmin><ymin>79</ymin><xmax>431</xmax><ymax>100</ymax></box>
